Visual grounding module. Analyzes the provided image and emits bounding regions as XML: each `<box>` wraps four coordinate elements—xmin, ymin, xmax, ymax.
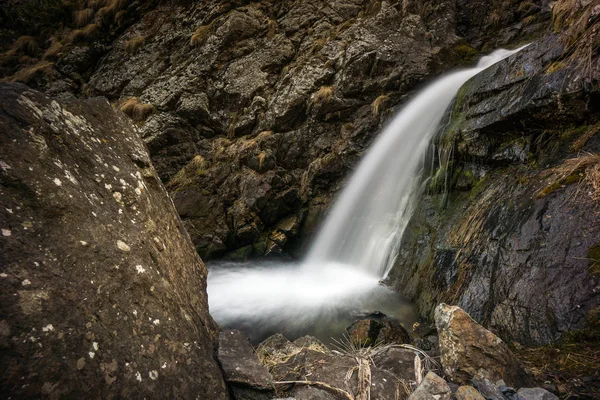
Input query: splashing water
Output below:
<box><xmin>208</xmin><ymin>47</ymin><xmax>526</xmax><ymax>342</ymax></box>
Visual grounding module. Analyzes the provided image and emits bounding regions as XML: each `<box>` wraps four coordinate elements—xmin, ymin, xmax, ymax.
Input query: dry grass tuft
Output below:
<box><xmin>312</xmin><ymin>86</ymin><xmax>334</xmax><ymax>105</ymax></box>
<box><xmin>488</xmin><ymin>11</ymin><xmax>501</xmax><ymax>27</ymax></box>
<box><xmin>5</xmin><ymin>61</ymin><xmax>54</xmax><ymax>84</ymax></box>
<box><xmin>537</xmin><ymin>152</ymin><xmax>600</xmax><ymax>201</ymax></box>
<box><xmin>371</xmin><ymin>94</ymin><xmax>389</xmax><ymax>116</ymax></box>
<box><xmin>13</xmin><ymin>36</ymin><xmax>38</xmax><ymax>56</ymax></box>
<box><xmin>572</xmin><ymin>123</ymin><xmax>600</xmax><ymax>151</ymax></box>
<box><xmin>267</xmin><ymin>19</ymin><xmax>277</xmax><ymax>38</ymax></box>
<box><xmin>166</xmin><ymin>155</ymin><xmax>207</xmax><ymax>190</ymax></box>
<box><xmin>125</xmin><ymin>36</ymin><xmax>145</xmax><ymax>54</ymax></box>
<box><xmin>43</xmin><ymin>38</ymin><xmax>63</xmax><ymax>61</ymax></box>
<box><xmin>191</xmin><ymin>24</ymin><xmax>212</xmax><ymax>47</ymax></box>
<box><xmin>88</xmin><ymin>0</ymin><xmax>108</xmax><ymax>10</ymax></box>
<box><xmin>119</xmin><ymin>97</ymin><xmax>155</xmax><ymax>121</ymax></box>
<box><xmin>73</xmin><ymin>8</ymin><xmax>95</xmax><ymax>28</ymax></box>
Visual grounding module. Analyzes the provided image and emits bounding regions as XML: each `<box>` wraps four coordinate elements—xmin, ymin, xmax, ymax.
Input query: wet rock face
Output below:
<box><xmin>0</xmin><ymin>83</ymin><xmax>228</xmax><ymax>399</ymax></box>
<box><xmin>78</xmin><ymin>0</ymin><xmax>546</xmax><ymax>260</ymax></box>
<box><xmin>435</xmin><ymin>304</ymin><xmax>533</xmax><ymax>387</ymax></box>
<box><xmin>388</xmin><ymin>7</ymin><xmax>600</xmax><ymax>346</ymax></box>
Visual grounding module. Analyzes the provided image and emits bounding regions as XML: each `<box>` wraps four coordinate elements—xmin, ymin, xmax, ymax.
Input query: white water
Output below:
<box><xmin>208</xmin><ymin>47</ymin><xmax>525</xmax><ymax>342</ymax></box>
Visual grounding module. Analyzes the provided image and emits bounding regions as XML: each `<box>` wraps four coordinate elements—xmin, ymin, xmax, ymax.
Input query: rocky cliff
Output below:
<box><xmin>387</xmin><ymin>1</ymin><xmax>600</xmax><ymax>347</ymax></box>
<box><xmin>1</xmin><ymin>0</ymin><xmax>552</xmax><ymax>261</ymax></box>
<box><xmin>0</xmin><ymin>83</ymin><xmax>228</xmax><ymax>399</ymax></box>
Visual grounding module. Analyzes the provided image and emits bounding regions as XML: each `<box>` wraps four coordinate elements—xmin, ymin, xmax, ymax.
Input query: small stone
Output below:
<box><xmin>42</xmin><ymin>324</ymin><xmax>54</xmax><ymax>332</ymax></box>
<box><xmin>53</xmin><ymin>178</ymin><xmax>62</xmax><ymax>186</ymax></box>
<box><xmin>515</xmin><ymin>387</ymin><xmax>559</xmax><ymax>400</ymax></box>
<box><xmin>149</xmin><ymin>370</ymin><xmax>158</xmax><ymax>380</ymax></box>
<box><xmin>456</xmin><ymin>385</ymin><xmax>486</xmax><ymax>400</ymax></box>
<box><xmin>22</xmin><ymin>279</ymin><xmax>31</xmax><ymax>286</ymax></box>
<box><xmin>116</xmin><ymin>240</ymin><xmax>130</xmax><ymax>252</ymax></box>
<box><xmin>76</xmin><ymin>358</ymin><xmax>85</xmax><ymax>370</ymax></box>
<box><xmin>2</xmin><ymin>229</ymin><xmax>11</xmax><ymax>237</ymax></box>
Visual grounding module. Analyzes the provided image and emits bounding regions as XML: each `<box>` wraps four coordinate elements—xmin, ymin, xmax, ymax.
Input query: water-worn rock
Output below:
<box><xmin>515</xmin><ymin>387</ymin><xmax>559</xmax><ymax>400</ymax></box>
<box><xmin>218</xmin><ymin>330</ymin><xmax>273</xmax><ymax>390</ymax></box>
<box><xmin>347</xmin><ymin>314</ymin><xmax>411</xmax><ymax>346</ymax></box>
<box><xmin>435</xmin><ymin>304</ymin><xmax>532</xmax><ymax>387</ymax></box>
<box><xmin>0</xmin><ymin>83</ymin><xmax>227</xmax><ymax>398</ymax></box>
<box><xmin>455</xmin><ymin>385</ymin><xmax>486</xmax><ymax>400</ymax></box>
<box><xmin>407</xmin><ymin>371</ymin><xmax>453</xmax><ymax>400</ymax></box>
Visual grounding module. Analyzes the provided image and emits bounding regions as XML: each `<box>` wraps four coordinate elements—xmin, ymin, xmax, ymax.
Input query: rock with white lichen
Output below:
<box><xmin>0</xmin><ymin>83</ymin><xmax>228</xmax><ymax>399</ymax></box>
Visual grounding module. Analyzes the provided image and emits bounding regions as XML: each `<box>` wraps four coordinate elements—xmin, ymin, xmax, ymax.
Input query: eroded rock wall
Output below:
<box><xmin>77</xmin><ymin>0</ymin><xmax>550</xmax><ymax>260</ymax></box>
<box><xmin>387</xmin><ymin>3</ymin><xmax>600</xmax><ymax>346</ymax></box>
<box><xmin>0</xmin><ymin>83</ymin><xmax>228</xmax><ymax>399</ymax></box>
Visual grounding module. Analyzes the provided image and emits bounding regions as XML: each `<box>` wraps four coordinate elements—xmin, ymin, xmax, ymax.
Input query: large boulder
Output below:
<box><xmin>435</xmin><ymin>304</ymin><xmax>533</xmax><ymax>387</ymax></box>
<box><xmin>0</xmin><ymin>83</ymin><xmax>228</xmax><ymax>399</ymax></box>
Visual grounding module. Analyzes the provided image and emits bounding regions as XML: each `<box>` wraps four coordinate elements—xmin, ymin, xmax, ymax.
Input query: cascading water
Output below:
<box><xmin>207</xmin><ymin>47</ymin><xmax>526</xmax><ymax>342</ymax></box>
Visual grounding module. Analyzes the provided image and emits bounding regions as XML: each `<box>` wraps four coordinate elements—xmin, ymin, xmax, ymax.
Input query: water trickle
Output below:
<box><xmin>208</xmin><ymin>47</ymin><xmax>526</xmax><ymax>343</ymax></box>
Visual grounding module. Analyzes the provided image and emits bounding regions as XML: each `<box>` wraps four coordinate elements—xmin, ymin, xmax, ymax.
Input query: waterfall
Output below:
<box><xmin>305</xmin><ymin>47</ymin><xmax>526</xmax><ymax>278</ymax></box>
<box><xmin>207</xmin><ymin>47</ymin><xmax>526</xmax><ymax>342</ymax></box>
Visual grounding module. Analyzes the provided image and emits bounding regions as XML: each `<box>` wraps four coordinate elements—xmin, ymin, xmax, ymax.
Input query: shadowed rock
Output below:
<box><xmin>0</xmin><ymin>83</ymin><xmax>228</xmax><ymax>399</ymax></box>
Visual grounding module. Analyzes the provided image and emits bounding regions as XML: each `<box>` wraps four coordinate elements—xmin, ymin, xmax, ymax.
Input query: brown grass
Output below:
<box><xmin>537</xmin><ymin>152</ymin><xmax>600</xmax><ymax>201</ymax></box>
<box><xmin>5</xmin><ymin>61</ymin><xmax>54</xmax><ymax>84</ymax></box>
<box><xmin>267</xmin><ymin>19</ymin><xmax>277</xmax><ymax>38</ymax></box>
<box><xmin>119</xmin><ymin>98</ymin><xmax>155</xmax><ymax>121</ymax></box>
<box><xmin>125</xmin><ymin>36</ymin><xmax>145</xmax><ymax>54</ymax></box>
<box><xmin>42</xmin><ymin>38</ymin><xmax>63</xmax><ymax>61</ymax></box>
<box><xmin>73</xmin><ymin>8</ymin><xmax>95</xmax><ymax>28</ymax></box>
<box><xmin>13</xmin><ymin>36</ymin><xmax>38</xmax><ymax>56</ymax></box>
<box><xmin>371</xmin><ymin>94</ymin><xmax>389</xmax><ymax>116</ymax></box>
<box><xmin>166</xmin><ymin>155</ymin><xmax>207</xmax><ymax>190</ymax></box>
<box><xmin>71</xmin><ymin>23</ymin><xmax>100</xmax><ymax>42</ymax></box>
<box><xmin>488</xmin><ymin>11</ymin><xmax>501</xmax><ymax>27</ymax></box>
<box><xmin>312</xmin><ymin>86</ymin><xmax>334</xmax><ymax>105</ymax></box>
<box><xmin>572</xmin><ymin>123</ymin><xmax>600</xmax><ymax>151</ymax></box>
<box><xmin>96</xmin><ymin>0</ymin><xmax>128</xmax><ymax>23</ymax></box>
<box><xmin>191</xmin><ymin>25</ymin><xmax>212</xmax><ymax>47</ymax></box>
<box><xmin>88</xmin><ymin>0</ymin><xmax>108</xmax><ymax>9</ymax></box>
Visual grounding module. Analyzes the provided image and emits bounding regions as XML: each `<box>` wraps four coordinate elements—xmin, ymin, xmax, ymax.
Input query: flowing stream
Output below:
<box><xmin>207</xmin><ymin>47</ymin><xmax>525</xmax><ymax>343</ymax></box>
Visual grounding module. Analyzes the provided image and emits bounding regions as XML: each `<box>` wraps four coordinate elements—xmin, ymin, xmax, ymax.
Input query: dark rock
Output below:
<box><xmin>473</xmin><ymin>378</ymin><xmax>507</xmax><ymax>400</ymax></box>
<box><xmin>347</xmin><ymin>315</ymin><xmax>411</xmax><ymax>346</ymax></box>
<box><xmin>514</xmin><ymin>388</ymin><xmax>559</xmax><ymax>400</ymax></box>
<box><xmin>371</xmin><ymin>347</ymin><xmax>417</xmax><ymax>381</ymax></box>
<box><xmin>435</xmin><ymin>304</ymin><xmax>533</xmax><ymax>387</ymax></box>
<box><xmin>0</xmin><ymin>83</ymin><xmax>227</xmax><ymax>399</ymax></box>
<box><xmin>408</xmin><ymin>371</ymin><xmax>453</xmax><ymax>400</ymax></box>
<box><xmin>218</xmin><ymin>329</ymin><xmax>273</xmax><ymax>390</ymax></box>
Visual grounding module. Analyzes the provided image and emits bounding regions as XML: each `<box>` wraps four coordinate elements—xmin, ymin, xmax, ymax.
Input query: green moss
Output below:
<box><xmin>454</xmin><ymin>44</ymin><xmax>478</xmax><ymax>62</ymax></box>
<box><xmin>469</xmin><ymin>175</ymin><xmax>488</xmax><ymax>200</ymax></box>
<box><xmin>536</xmin><ymin>173</ymin><xmax>582</xmax><ymax>198</ymax></box>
